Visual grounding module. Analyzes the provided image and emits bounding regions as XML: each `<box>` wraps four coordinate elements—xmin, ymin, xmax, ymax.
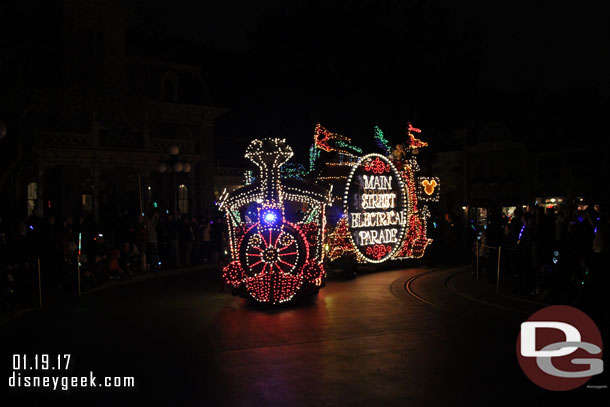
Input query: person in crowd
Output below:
<box><xmin>107</xmin><ymin>249</ymin><xmax>126</xmax><ymax>280</ymax></box>
<box><xmin>145</xmin><ymin>211</ymin><xmax>160</xmax><ymax>271</ymax></box>
<box><xmin>554</xmin><ymin>210</ymin><xmax>568</xmax><ymax>247</ymax></box>
<box><xmin>531</xmin><ymin>206</ymin><xmax>555</xmax><ymax>296</ymax></box>
<box><xmin>504</xmin><ymin>207</ymin><xmax>524</xmax><ymax>248</ymax></box>
<box><xmin>210</xmin><ymin>215</ymin><xmax>224</xmax><ymax>264</ymax></box>
<box><xmin>166</xmin><ymin>214</ymin><xmax>180</xmax><ymax>268</ymax></box>
<box><xmin>59</xmin><ymin>216</ymin><xmax>74</xmax><ymax>259</ymax></box>
<box><xmin>201</xmin><ymin>218</ymin><xmax>211</xmax><ymax>264</ymax></box>
<box><xmin>179</xmin><ymin>214</ymin><xmax>194</xmax><ymax>267</ymax></box>
<box><xmin>516</xmin><ymin>211</ymin><xmax>534</xmax><ymax>295</ymax></box>
<box><xmin>191</xmin><ymin>216</ymin><xmax>202</xmax><ymax>265</ymax></box>
<box><xmin>9</xmin><ymin>221</ymin><xmax>34</xmax><ymax>304</ymax></box>
<box><xmin>443</xmin><ymin>212</ymin><xmax>462</xmax><ymax>265</ymax></box>
<box><xmin>91</xmin><ymin>253</ymin><xmax>109</xmax><ymax>285</ymax></box>
<box><xmin>119</xmin><ymin>242</ymin><xmax>136</xmax><ymax>276</ymax></box>
<box><xmin>134</xmin><ymin>214</ymin><xmax>148</xmax><ymax>271</ymax></box>
<box><xmin>79</xmin><ymin>253</ymin><xmax>97</xmax><ymax>292</ymax></box>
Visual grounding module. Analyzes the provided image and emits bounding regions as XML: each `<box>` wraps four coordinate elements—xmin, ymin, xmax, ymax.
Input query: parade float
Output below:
<box><xmin>314</xmin><ymin>123</ymin><xmax>438</xmax><ymax>265</ymax></box>
<box><xmin>218</xmin><ymin>138</ymin><xmax>331</xmax><ymax>304</ymax></box>
<box><xmin>218</xmin><ymin>123</ymin><xmax>439</xmax><ymax>304</ymax></box>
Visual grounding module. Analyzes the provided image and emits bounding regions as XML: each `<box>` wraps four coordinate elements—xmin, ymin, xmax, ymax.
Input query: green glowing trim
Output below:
<box><xmin>335</xmin><ymin>141</ymin><xmax>363</xmax><ymax>153</ymax></box>
<box><xmin>374</xmin><ymin>126</ymin><xmax>392</xmax><ymax>156</ymax></box>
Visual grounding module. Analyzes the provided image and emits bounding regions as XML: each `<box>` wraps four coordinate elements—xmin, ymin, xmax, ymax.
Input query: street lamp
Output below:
<box><xmin>157</xmin><ymin>145</ymin><xmax>191</xmax><ymax>173</ymax></box>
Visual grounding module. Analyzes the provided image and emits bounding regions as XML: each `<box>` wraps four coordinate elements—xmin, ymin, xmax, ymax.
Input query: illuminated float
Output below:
<box><xmin>218</xmin><ymin>123</ymin><xmax>438</xmax><ymax>304</ymax></box>
<box><xmin>314</xmin><ymin>122</ymin><xmax>436</xmax><ymax>264</ymax></box>
<box><xmin>218</xmin><ymin>138</ymin><xmax>331</xmax><ymax>304</ymax></box>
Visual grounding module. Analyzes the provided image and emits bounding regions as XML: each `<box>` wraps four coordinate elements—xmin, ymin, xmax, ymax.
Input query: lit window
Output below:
<box><xmin>178</xmin><ymin>184</ymin><xmax>188</xmax><ymax>214</ymax></box>
<box><xmin>27</xmin><ymin>182</ymin><xmax>38</xmax><ymax>216</ymax></box>
<box><xmin>82</xmin><ymin>194</ymin><xmax>92</xmax><ymax>212</ymax></box>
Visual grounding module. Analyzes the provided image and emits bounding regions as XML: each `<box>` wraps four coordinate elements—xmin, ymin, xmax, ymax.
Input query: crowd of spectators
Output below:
<box><xmin>472</xmin><ymin>204</ymin><xmax>608</xmax><ymax>309</ymax></box>
<box><xmin>3</xmin><ymin>202</ymin><xmax>607</xmax><ymax>314</ymax></box>
<box><xmin>0</xmin><ymin>210</ymin><xmax>228</xmax><ymax>312</ymax></box>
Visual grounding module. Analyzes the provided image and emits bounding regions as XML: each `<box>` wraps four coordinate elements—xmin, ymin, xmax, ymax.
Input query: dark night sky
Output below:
<box><xmin>2</xmin><ymin>0</ymin><xmax>609</xmax><ymax>163</ymax></box>
<box><xmin>128</xmin><ymin>0</ymin><xmax>609</xmax><ymax>160</ymax></box>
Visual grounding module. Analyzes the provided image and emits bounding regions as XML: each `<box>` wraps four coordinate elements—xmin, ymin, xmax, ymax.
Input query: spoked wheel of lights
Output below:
<box><xmin>239</xmin><ymin>222</ymin><xmax>309</xmax><ymax>303</ymax></box>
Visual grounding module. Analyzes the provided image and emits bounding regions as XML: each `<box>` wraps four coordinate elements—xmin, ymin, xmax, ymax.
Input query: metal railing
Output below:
<box><xmin>475</xmin><ymin>240</ymin><xmax>502</xmax><ymax>293</ymax></box>
<box><xmin>1</xmin><ymin>254</ymin><xmax>82</xmax><ymax>311</ymax></box>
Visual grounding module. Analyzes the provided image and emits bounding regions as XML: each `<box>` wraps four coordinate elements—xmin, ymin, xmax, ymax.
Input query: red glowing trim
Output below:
<box><xmin>278</xmin><ymin>259</ymin><xmax>296</xmax><ymax>268</ymax></box>
<box><xmin>407</xmin><ymin>122</ymin><xmax>421</xmax><ymax>133</ymax></box>
<box><xmin>363</xmin><ymin>157</ymin><xmax>391</xmax><ymax>174</ymax></box>
<box><xmin>314</xmin><ymin>123</ymin><xmax>357</xmax><ymax>154</ymax></box>
<box><xmin>406</xmin><ymin>122</ymin><xmax>428</xmax><ymax>149</ymax></box>
<box><xmin>365</xmin><ymin>244</ymin><xmax>393</xmax><ymax>260</ymax></box>
<box><xmin>249</xmin><ymin>260</ymin><xmax>264</xmax><ymax>268</ymax></box>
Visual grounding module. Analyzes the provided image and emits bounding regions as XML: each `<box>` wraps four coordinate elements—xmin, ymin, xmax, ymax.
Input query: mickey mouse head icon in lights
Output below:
<box><xmin>422</xmin><ymin>179</ymin><xmax>437</xmax><ymax>195</ymax></box>
<box><xmin>418</xmin><ymin>177</ymin><xmax>440</xmax><ymax>203</ymax></box>
<box><xmin>219</xmin><ymin>138</ymin><xmax>330</xmax><ymax>304</ymax></box>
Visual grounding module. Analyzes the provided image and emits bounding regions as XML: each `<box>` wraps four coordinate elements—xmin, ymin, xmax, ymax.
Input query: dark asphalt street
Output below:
<box><xmin>3</xmin><ymin>266</ymin><xmax>607</xmax><ymax>406</ymax></box>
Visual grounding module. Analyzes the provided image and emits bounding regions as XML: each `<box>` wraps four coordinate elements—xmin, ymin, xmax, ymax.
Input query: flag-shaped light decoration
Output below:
<box><xmin>218</xmin><ymin>138</ymin><xmax>332</xmax><ymax>304</ymax></box>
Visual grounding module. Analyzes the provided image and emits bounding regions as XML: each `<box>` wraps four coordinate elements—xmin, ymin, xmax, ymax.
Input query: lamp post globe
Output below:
<box><xmin>172</xmin><ymin>161</ymin><xmax>183</xmax><ymax>173</ymax></box>
<box><xmin>168</xmin><ymin>145</ymin><xmax>179</xmax><ymax>155</ymax></box>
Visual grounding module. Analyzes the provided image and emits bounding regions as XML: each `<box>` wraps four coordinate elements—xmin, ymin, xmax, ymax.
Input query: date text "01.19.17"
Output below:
<box><xmin>12</xmin><ymin>354</ymin><xmax>71</xmax><ymax>371</ymax></box>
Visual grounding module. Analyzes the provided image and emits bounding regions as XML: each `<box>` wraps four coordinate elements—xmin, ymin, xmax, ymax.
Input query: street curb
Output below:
<box><xmin>445</xmin><ymin>268</ymin><xmax>548</xmax><ymax>312</ymax></box>
<box><xmin>85</xmin><ymin>263</ymin><xmax>220</xmax><ymax>294</ymax></box>
<box><xmin>0</xmin><ymin>306</ymin><xmax>38</xmax><ymax>327</ymax></box>
<box><xmin>0</xmin><ymin>263</ymin><xmax>220</xmax><ymax>326</ymax></box>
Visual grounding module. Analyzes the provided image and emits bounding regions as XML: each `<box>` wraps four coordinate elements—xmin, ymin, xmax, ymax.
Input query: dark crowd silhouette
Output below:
<box><xmin>0</xmin><ymin>209</ymin><xmax>228</xmax><ymax>312</ymax></box>
<box><xmin>429</xmin><ymin>204</ymin><xmax>609</xmax><ymax>319</ymax></box>
<box><xmin>2</xmin><ymin>203</ymin><xmax>608</xmax><ymax>318</ymax></box>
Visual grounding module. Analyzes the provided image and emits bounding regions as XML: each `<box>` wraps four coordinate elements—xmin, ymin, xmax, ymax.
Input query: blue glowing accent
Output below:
<box><xmin>261</xmin><ymin>209</ymin><xmax>281</xmax><ymax>225</ymax></box>
<box><xmin>553</xmin><ymin>250</ymin><xmax>559</xmax><ymax>257</ymax></box>
<box><xmin>471</xmin><ymin>225</ymin><xmax>476</xmax><ymax>230</ymax></box>
<box><xmin>518</xmin><ymin>225</ymin><xmax>526</xmax><ymax>241</ymax></box>
<box><xmin>483</xmin><ymin>225</ymin><xmax>487</xmax><ymax>230</ymax></box>
<box><xmin>153</xmin><ymin>202</ymin><xmax>158</xmax><ymax>208</ymax></box>
<box><xmin>594</xmin><ymin>227</ymin><xmax>598</xmax><ymax>234</ymax></box>
<box><xmin>29</xmin><ymin>225</ymin><xmax>34</xmax><ymax>230</ymax></box>
<box><xmin>432</xmin><ymin>221</ymin><xmax>437</xmax><ymax>229</ymax></box>
<box><xmin>552</xmin><ymin>258</ymin><xmax>558</xmax><ymax>264</ymax></box>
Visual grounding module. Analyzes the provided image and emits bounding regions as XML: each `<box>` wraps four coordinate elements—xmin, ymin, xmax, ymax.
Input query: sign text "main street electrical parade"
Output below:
<box><xmin>345</xmin><ymin>154</ymin><xmax>407</xmax><ymax>262</ymax></box>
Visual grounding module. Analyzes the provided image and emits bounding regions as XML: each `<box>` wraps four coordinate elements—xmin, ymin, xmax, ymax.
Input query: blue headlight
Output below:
<box><xmin>261</xmin><ymin>209</ymin><xmax>280</xmax><ymax>225</ymax></box>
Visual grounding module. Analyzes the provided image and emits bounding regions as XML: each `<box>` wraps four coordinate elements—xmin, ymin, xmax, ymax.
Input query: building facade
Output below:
<box><xmin>0</xmin><ymin>0</ymin><xmax>226</xmax><ymax>224</ymax></box>
<box><xmin>433</xmin><ymin>121</ymin><xmax>609</xmax><ymax>222</ymax></box>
